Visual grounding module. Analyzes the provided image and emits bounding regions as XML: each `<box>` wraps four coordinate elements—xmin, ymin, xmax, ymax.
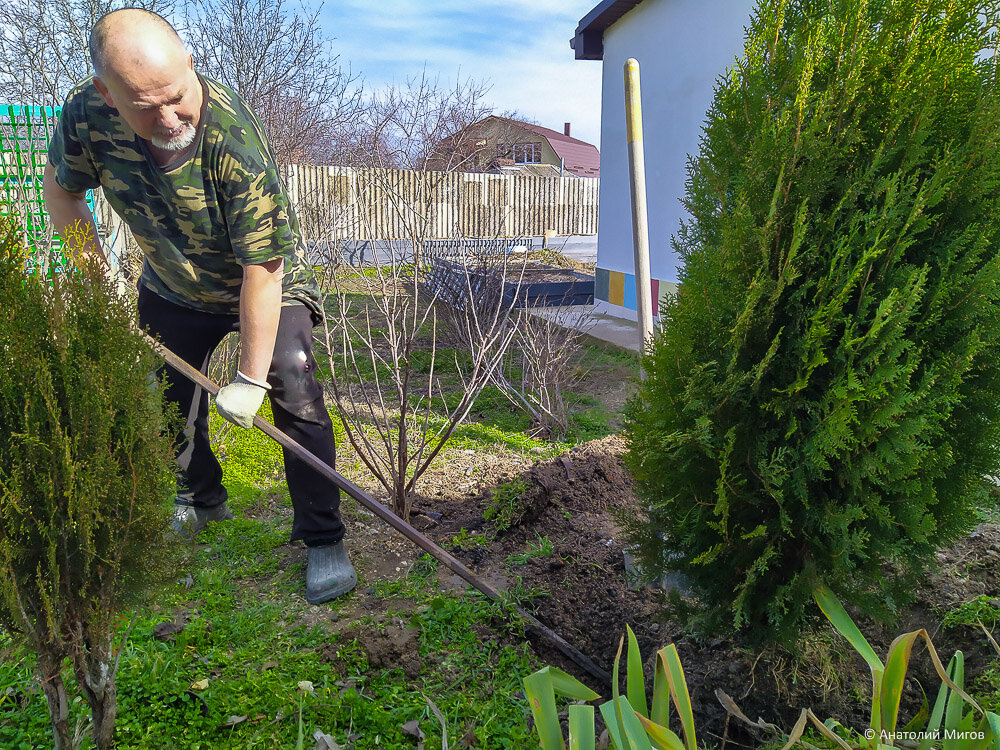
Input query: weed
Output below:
<box><xmin>506</xmin><ymin>535</ymin><xmax>555</xmax><ymax>567</ymax></box>
<box><xmin>506</xmin><ymin>576</ymin><xmax>550</xmax><ymax>614</ymax></box>
<box><xmin>484</xmin><ymin>477</ymin><xmax>533</xmax><ymax>533</ymax></box>
<box><xmin>444</xmin><ymin>528</ymin><xmax>491</xmax><ymax>551</ymax></box>
<box><xmin>942</xmin><ymin>596</ymin><xmax>1000</xmax><ymax>630</ymax></box>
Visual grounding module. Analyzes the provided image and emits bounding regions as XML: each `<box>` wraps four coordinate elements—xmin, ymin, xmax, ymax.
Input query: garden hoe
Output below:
<box><xmin>141</xmin><ymin>331</ymin><xmax>612</xmax><ymax>689</ymax></box>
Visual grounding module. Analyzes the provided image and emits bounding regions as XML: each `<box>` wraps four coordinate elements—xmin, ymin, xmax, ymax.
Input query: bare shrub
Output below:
<box><xmin>503</xmin><ymin>302</ymin><xmax>594</xmax><ymax>437</ymax></box>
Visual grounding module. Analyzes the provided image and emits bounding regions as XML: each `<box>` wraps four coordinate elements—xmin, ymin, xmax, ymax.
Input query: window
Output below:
<box><xmin>498</xmin><ymin>141</ymin><xmax>543</xmax><ymax>164</ymax></box>
<box><xmin>511</xmin><ymin>142</ymin><xmax>543</xmax><ymax>164</ymax></box>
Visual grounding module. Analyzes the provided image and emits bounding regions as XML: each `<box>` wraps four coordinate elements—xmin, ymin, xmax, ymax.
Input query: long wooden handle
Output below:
<box><xmin>142</xmin><ymin>330</ymin><xmax>612</xmax><ymax>688</ymax></box>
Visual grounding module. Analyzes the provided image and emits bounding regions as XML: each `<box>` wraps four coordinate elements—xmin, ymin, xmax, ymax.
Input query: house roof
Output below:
<box><xmin>486</xmin><ymin>116</ymin><xmax>601</xmax><ymax>178</ymax></box>
<box><xmin>572</xmin><ymin>0</ymin><xmax>646</xmax><ymax>60</ymax></box>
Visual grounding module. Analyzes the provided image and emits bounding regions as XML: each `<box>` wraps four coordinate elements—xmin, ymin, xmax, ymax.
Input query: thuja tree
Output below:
<box><xmin>0</xmin><ymin>218</ymin><xmax>178</xmax><ymax>749</ymax></box>
<box><xmin>623</xmin><ymin>0</ymin><xmax>1000</xmax><ymax>643</ymax></box>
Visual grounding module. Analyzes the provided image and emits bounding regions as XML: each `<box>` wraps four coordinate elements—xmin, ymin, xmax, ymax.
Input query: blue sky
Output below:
<box><xmin>319</xmin><ymin>0</ymin><xmax>605</xmax><ymax>148</ymax></box>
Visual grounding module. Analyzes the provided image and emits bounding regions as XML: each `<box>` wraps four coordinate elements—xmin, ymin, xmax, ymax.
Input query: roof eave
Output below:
<box><xmin>572</xmin><ymin>0</ymin><xmax>646</xmax><ymax>60</ymax></box>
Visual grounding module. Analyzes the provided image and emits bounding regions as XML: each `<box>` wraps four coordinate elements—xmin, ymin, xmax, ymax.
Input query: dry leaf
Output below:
<box><xmin>217</xmin><ymin>715</ymin><xmax>247</xmax><ymax>730</ymax></box>
<box><xmin>152</xmin><ymin>620</ymin><xmax>185</xmax><ymax>641</ymax></box>
<box><xmin>402</xmin><ymin>719</ymin><xmax>425</xmax><ymax>740</ymax></box>
<box><xmin>312</xmin><ymin>729</ymin><xmax>343</xmax><ymax>749</ymax></box>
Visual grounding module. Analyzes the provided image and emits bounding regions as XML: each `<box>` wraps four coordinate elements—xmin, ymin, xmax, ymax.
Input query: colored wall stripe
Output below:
<box><xmin>595</xmin><ymin>267</ymin><xmax>610</xmax><ymax>303</ymax></box>
<box><xmin>608</xmin><ymin>269</ymin><xmax>625</xmax><ymax>306</ymax></box>
<box><xmin>595</xmin><ymin>266</ymin><xmax>665</xmax><ymax>316</ymax></box>
<box><xmin>622</xmin><ymin>272</ymin><xmax>637</xmax><ymax>310</ymax></box>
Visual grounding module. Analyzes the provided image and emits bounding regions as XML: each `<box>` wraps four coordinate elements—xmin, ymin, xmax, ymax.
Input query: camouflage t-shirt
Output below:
<box><xmin>48</xmin><ymin>74</ymin><xmax>321</xmax><ymax>320</ymax></box>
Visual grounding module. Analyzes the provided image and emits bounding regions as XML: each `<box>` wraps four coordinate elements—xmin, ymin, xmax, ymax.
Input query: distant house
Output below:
<box><xmin>573</xmin><ymin>0</ymin><xmax>754</xmax><ymax>319</ymax></box>
<box><xmin>429</xmin><ymin>115</ymin><xmax>600</xmax><ymax>177</ymax></box>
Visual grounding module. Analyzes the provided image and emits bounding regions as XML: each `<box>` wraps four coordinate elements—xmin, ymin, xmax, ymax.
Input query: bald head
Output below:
<box><xmin>89</xmin><ymin>9</ymin><xmax>203</xmax><ymax>157</ymax></box>
<box><xmin>89</xmin><ymin>9</ymin><xmax>187</xmax><ymax>82</ymax></box>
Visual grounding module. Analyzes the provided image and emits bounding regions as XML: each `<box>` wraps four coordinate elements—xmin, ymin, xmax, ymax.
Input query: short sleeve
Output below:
<box><xmin>47</xmin><ymin>85</ymin><xmax>101</xmax><ymax>195</ymax></box>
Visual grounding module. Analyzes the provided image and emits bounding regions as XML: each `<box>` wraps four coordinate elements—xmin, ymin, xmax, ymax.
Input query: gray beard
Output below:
<box><xmin>151</xmin><ymin>122</ymin><xmax>196</xmax><ymax>152</ymax></box>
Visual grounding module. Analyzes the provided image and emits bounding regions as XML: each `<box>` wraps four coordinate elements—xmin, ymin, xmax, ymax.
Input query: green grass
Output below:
<box><xmin>0</xmin><ymin>420</ymin><xmax>541</xmax><ymax>750</ymax></box>
<box><xmin>1</xmin><ymin>278</ymin><xmax>636</xmax><ymax>749</ymax></box>
<box><xmin>1</xmin><ymin>539</ymin><xmax>538</xmax><ymax>750</ymax></box>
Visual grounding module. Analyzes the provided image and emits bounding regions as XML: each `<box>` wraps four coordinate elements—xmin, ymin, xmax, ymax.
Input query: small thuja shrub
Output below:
<box><xmin>0</xmin><ymin>217</ymin><xmax>179</xmax><ymax>749</ymax></box>
<box><xmin>624</xmin><ymin>0</ymin><xmax>1000</xmax><ymax>643</ymax></box>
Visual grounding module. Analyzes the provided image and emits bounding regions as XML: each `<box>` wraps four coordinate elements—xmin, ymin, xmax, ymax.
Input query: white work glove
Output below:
<box><xmin>215</xmin><ymin>371</ymin><xmax>270</xmax><ymax>428</ymax></box>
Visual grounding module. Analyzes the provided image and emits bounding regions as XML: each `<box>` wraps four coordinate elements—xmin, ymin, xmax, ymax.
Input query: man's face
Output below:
<box><xmin>94</xmin><ymin>52</ymin><xmax>202</xmax><ymax>152</ymax></box>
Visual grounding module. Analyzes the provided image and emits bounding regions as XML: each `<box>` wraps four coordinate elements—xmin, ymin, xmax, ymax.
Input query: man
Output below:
<box><xmin>42</xmin><ymin>8</ymin><xmax>356</xmax><ymax>604</ymax></box>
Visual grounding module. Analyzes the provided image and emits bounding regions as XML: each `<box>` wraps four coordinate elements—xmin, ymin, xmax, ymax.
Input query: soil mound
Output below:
<box><xmin>424</xmin><ymin>436</ymin><xmax>1000</xmax><ymax>745</ymax></box>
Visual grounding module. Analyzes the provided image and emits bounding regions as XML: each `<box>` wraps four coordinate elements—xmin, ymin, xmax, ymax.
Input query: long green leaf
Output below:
<box><xmin>651</xmin><ymin>648</ymin><xmax>671</xmax><ymax>728</ymax></box>
<box><xmin>635</xmin><ymin>714</ymin><xmax>686</xmax><ymax>750</ymax></box>
<box><xmin>627</xmin><ymin>625</ymin><xmax>650</xmax><ymax>719</ymax></box>
<box><xmin>549</xmin><ymin>667</ymin><xmax>602</xmax><ymax>703</ymax></box>
<box><xmin>612</xmin><ymin>636</ymin><xmax>630</xmax><ymax>748</ymax></box>
<box><xmin>814</xmin><ymin>585</ymin><xmax>885</xmax><ymax>730</ymax></box>
<box><xmin>881</xmin><ymin>631</ymin><xmax>919</xmax><ymax>733</ymax></box>
<box><xmin>524</xmin><ymin>669</ymin><xmax>566</xmax><ymax>750</ymax></box>
<box><xmin>814</xmin><ymin>586</ymin><xmax>884</xmax><ymax>673</ymax></box>
<box><xmin>617</xmin><ymin>696</ymin><xmax>654</xmax><ymax>750</ymax></box>
<box><xmin>918</xmin><ymin>656</ymin><xmax>954</xmax><ymax>750</ymax></box>
<box><xmin>944</xmin><ymin>652</ymin><xmax>966</xmax><ymax>750</ymax></box>
<box><xmin>568</xmin><ymin>704</ymin><xmax>596</xmax><ymax>750</ymax></box>
<box><xmin>663</xmin><ymin>644</ymin><xmax>697</xmax><ymax>750</ymax></box>
<box><xmin>601</xmin><ymin>700</ymin><xmax>625</xmax><ymax>750</ymax></box>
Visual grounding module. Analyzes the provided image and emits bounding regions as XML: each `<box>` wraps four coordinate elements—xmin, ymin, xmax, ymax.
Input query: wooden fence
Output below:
<box><xmin>283</xmin><ymin>164</ymin><xmax>599</xmax><ymax>241</ymax></box>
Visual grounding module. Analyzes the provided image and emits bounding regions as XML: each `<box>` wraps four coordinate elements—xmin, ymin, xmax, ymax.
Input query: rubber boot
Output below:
<box><xmin>170</xmin><ymin>501</ymin><xmax>234</xmax><ymax>541</ymax></box>
<box><xmin>306</xmin><ymin>541</ymin><xmax>357</xmax><ymax>604</ymax></box>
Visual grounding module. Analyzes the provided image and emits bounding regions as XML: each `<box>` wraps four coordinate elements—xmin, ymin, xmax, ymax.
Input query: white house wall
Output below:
<box><xmin>594</xmin><ymin>0</ymin><xmax>755</xmax><ymax>317</ymax></box>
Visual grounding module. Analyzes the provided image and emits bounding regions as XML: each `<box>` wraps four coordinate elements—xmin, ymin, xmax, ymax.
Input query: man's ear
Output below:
<box><xmin>93</xmin><ymin>77</ymin><xmax>116</xmax><ymax>108</ymax></box>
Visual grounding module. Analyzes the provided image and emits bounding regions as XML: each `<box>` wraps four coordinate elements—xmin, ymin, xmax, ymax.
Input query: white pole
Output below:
<box><xmin>624</xmin><ymin>58</ymin><xmax>654</xmax><ymax>360</ymax></box>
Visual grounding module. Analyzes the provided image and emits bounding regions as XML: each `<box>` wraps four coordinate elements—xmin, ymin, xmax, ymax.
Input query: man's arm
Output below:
<box><xmin>42</xmin><ymin>163</ymin><xmax>106</xmax><ymax>264</ymax></box>
<box><xmin>214</xmin><ymin>257</ymin><xmax>284</xmax><ymax>429</ymax></box>
<box><xmin>238</xmin><ymin>257</ymin><xmax>284</xmax><ymax>381</ymax></box>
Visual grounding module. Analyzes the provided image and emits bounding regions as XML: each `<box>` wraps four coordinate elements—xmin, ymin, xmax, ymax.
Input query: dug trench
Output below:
<box><xmin>395</xmin><ymin>435</ymin><xmax>1000</xmax><ymax>746</ymax></box>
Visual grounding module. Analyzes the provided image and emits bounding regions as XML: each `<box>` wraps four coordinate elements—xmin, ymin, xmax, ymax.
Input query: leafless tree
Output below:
<box><xmin>348</xmin><ymin>69</ymin><xmax>494</xmax><ymax>172</ymax></box>
<box><xmin>502</xmin><ymin>303</ymin><xmax>595</xmax><ymax>437</ymax></box>
<box><xmin>0</xmin><ymin>0</ymin><xmax>178</xmax><ymax>106</ymax></box>
<box><xmin>320</xmin><ymin>241</ymin><xmax>522</xmax><ymax>521</ymax></box>
<box><xmin>310</xmin><ymin>71</ymin><xmax>541</xmax><ymax>520</ymax></box>
<box><xmin>184</xmin><ymin>0</ymin><xmax>362</xmax><ymax>165</ymax></box>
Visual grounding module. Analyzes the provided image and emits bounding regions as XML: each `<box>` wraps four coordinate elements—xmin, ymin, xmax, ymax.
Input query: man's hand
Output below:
<box><xmin>215</xmin><ymin>371</ymin><xmax>270</xmax><ymax>428</ymax></box>
<box><xmin>221</xmin><ymin>258</ymin><xmax>283</xmax><ymax>428</ymax></box>
<box><xmin>43</xmin><ymin>163</ymin><xmax>107</xmax><ymax>266</ymax></box>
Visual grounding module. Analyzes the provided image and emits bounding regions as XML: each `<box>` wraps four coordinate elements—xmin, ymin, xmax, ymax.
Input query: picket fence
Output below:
<box><xmin>283</xmin><ymin>164</ymin><xmax>599</xmax><ymax>241</ymax></box>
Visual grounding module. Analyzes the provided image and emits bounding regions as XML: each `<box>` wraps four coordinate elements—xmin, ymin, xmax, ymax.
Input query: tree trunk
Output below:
<box><xmin>37</xmin><ymin>653</ymin><xmax>73</xmax><ymax>750</ymax></box>
<box><xmin>73</xmin><ymin>646</ymin><xmax>118</xmax><ymax>749</ymax></box>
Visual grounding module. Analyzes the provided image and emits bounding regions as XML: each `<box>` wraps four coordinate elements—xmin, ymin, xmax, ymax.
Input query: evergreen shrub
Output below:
<box><xmin>0</xmin><ymin>216</ymin><xmax>179</xmax><ymax>749</ymax></box>
<box><xmin>623</xmin><ymin>0</ymin><xmax>1000</xmax><ymax>643</ymax></box>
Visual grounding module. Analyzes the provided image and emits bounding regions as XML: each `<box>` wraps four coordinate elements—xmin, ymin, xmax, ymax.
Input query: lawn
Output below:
<box><xmin>0</xmin><ymin>324</ymin><xmax>636</xmax><ymax>749</ymax></box>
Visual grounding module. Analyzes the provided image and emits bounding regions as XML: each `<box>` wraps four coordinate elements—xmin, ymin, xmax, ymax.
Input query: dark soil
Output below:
<box><xmin>406</xmin><ymin>436</ymin><xmax>1000</xmax><ymax>747</ymax></box>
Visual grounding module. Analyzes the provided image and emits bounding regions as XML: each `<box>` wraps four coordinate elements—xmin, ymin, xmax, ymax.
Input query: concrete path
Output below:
<box><xmin>528</xmin><ymin>304</ymin><xmax>643</xmax><ymax>353</ymax></box>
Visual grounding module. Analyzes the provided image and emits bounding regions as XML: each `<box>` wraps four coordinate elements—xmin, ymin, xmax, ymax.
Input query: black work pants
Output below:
<box><xmin>138</xmin><ymin>285</ymin><xmax>344</xmax><ymax>547</ymax></box>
